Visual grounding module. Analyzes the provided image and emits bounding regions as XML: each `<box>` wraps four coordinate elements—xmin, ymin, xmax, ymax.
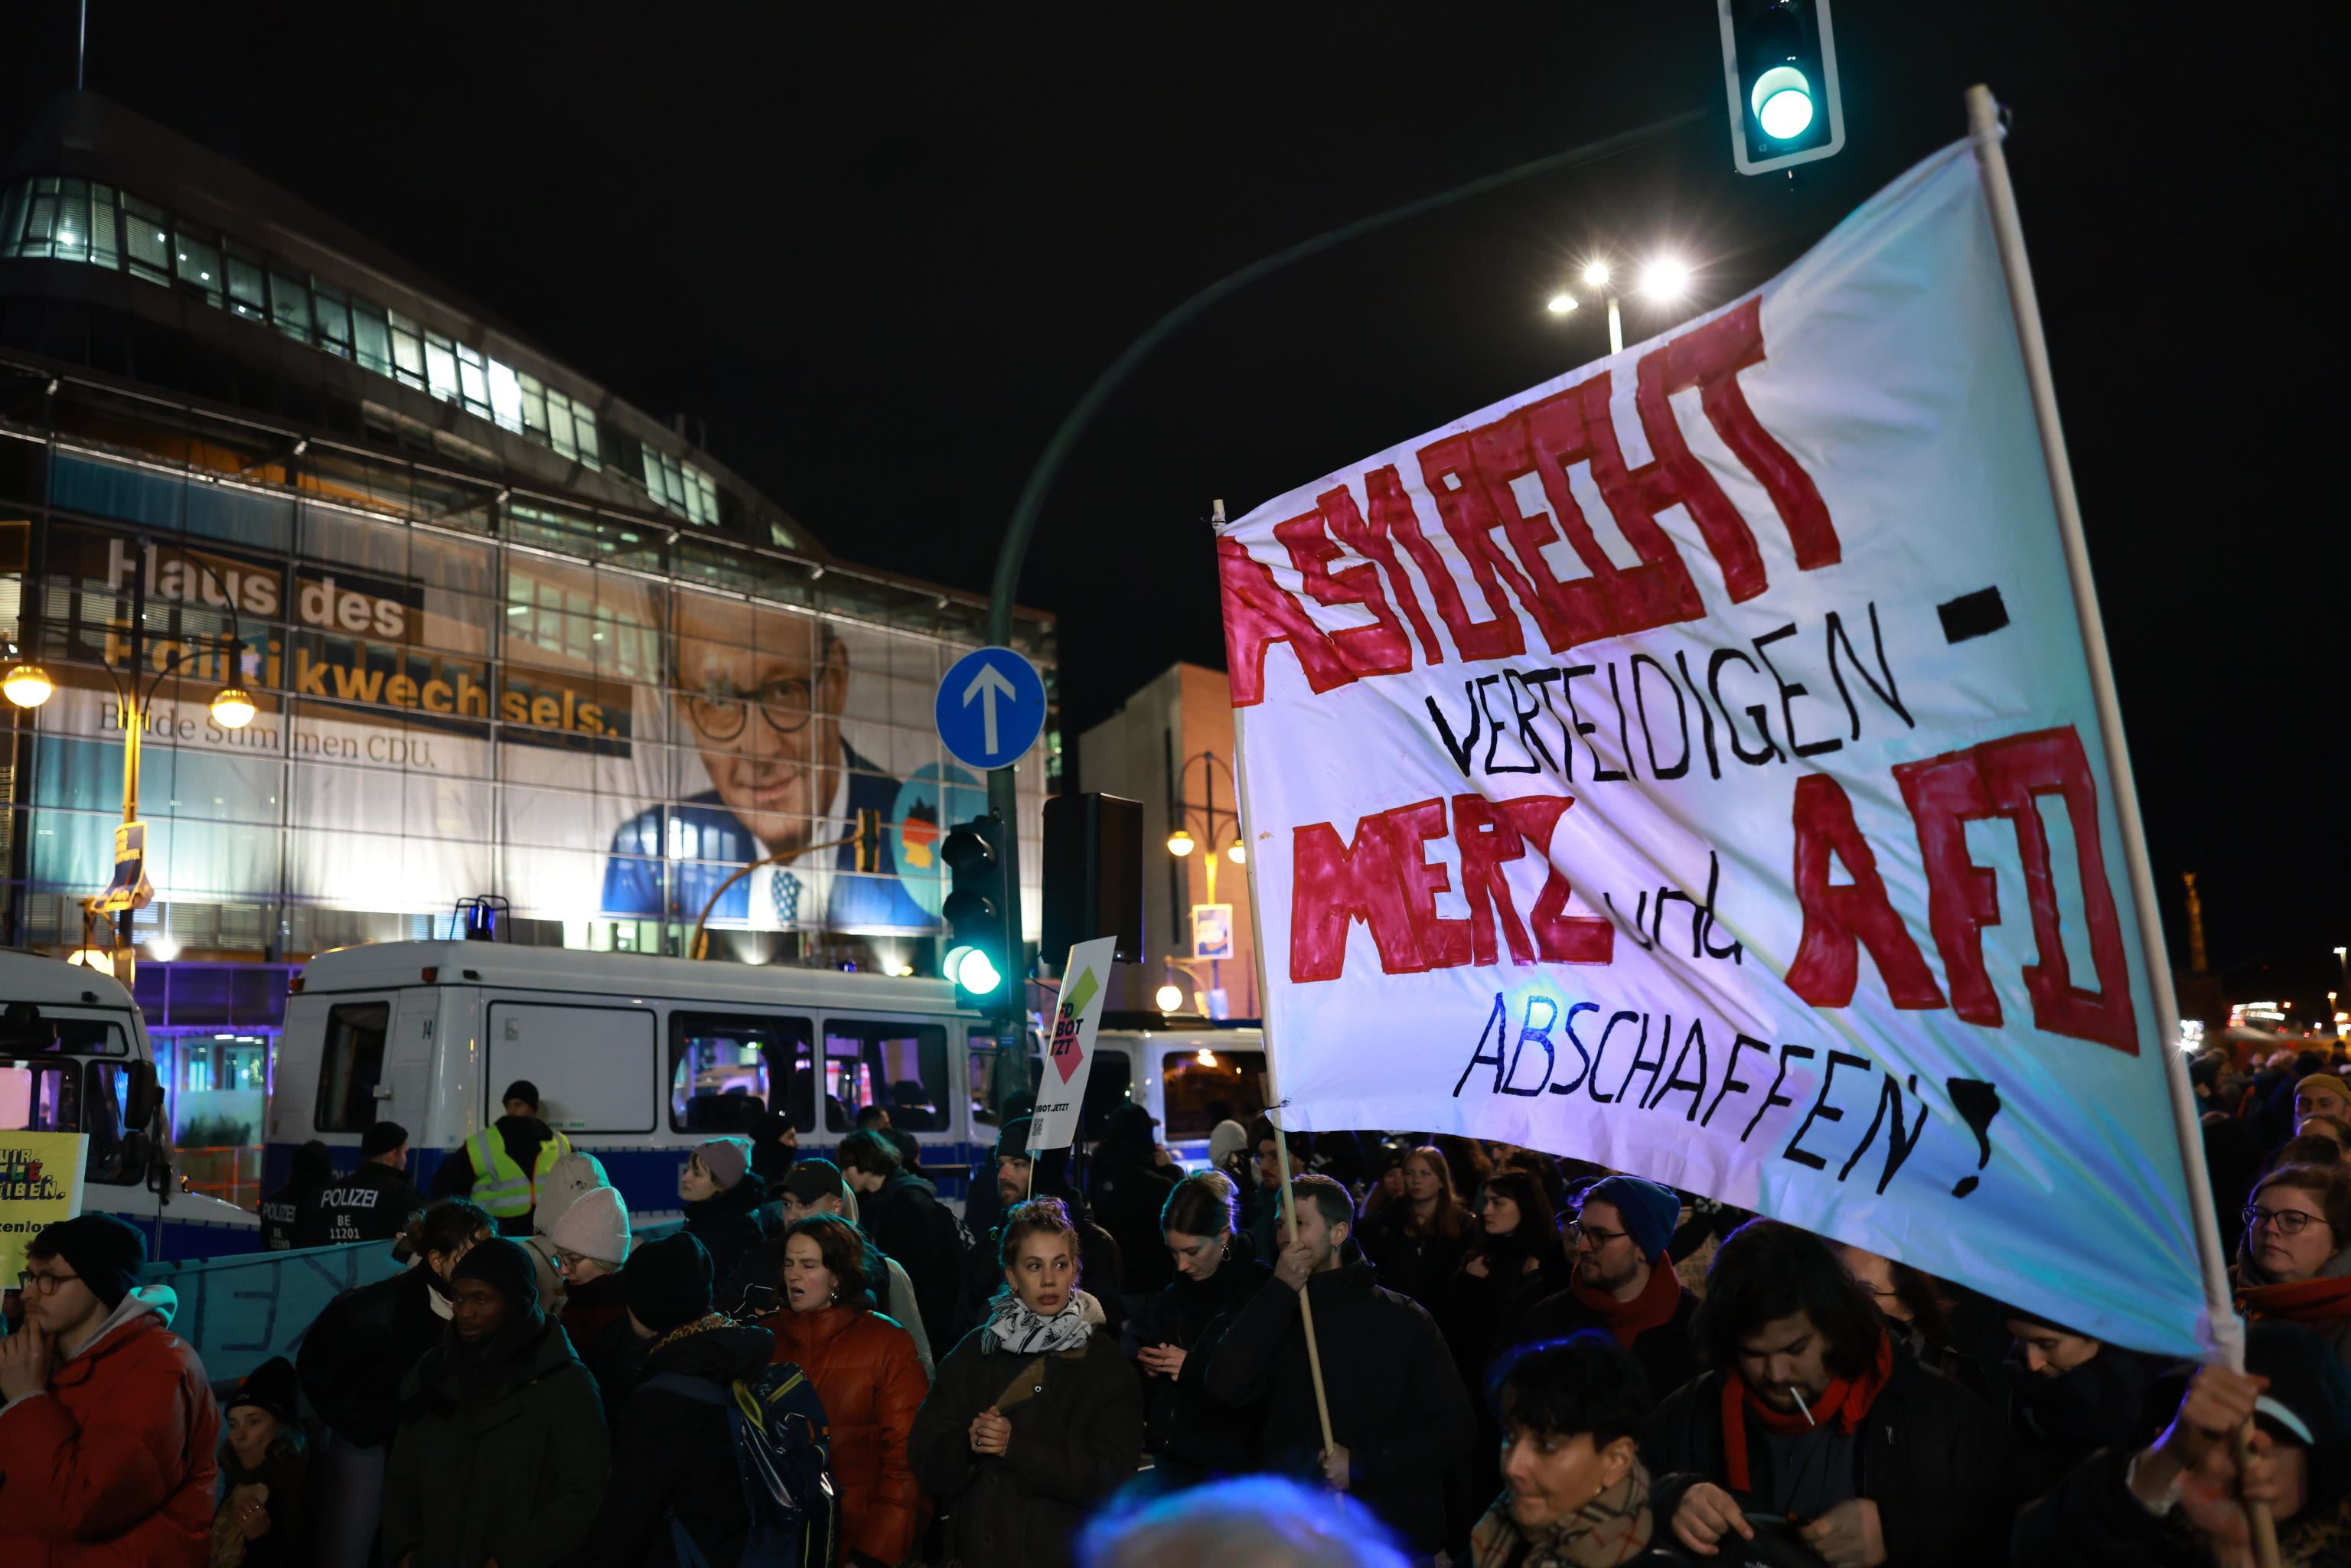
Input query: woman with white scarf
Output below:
<box><xmin>911</xmin><ymin>1196</ymin><xmax>1144</xmax><ymax>1568</ymax></box>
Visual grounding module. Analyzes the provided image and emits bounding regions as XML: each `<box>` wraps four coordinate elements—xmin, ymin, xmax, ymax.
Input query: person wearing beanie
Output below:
<box><xmin>677</xmin><ymin>1136</ymin><xmax>765</xmax><ymax>1287</ymax></box>
<box><xmin>260</xmin><ymin>1139</ymin><xmax>333</xmax><ymax>1251</ymax></box>
<box><xmin>2297</xmin><ymin>1074</ymin><xmax>2351</xmax><ymax>1137</ymax></box>
<box><xmin>382</xmin><ymin>1237</ymin><xmax>608</xmax><ymax>1568</ymax></box>
<box><xmin>951</xmin><ymin>1119</ymin><xmax>1129</xmax><ymax>1341</ymax></box>
<box><xmin>1508</xmin><ymin>1175</ymin><xmax>1701</xmax><ymax>1403</ymax></box>
<box><xmin>520</xmin><ymin>1149</ymin><xmax>616</xmax><ymax>1312</ymax></box>
<box><xmin>316</xmin><ymin>1121</ymin><xmax>426</xmax><ymax>1247</ymax></box>
<box><xmin>298</xmin><ymin>1198</ymin><xmax>494</xmax><ymax>1568</ymax></box>
<box><xmin>214</xmin><ymin>1355</ymin><xmax>314</xmax><ymax>1567</ymax></box>
<box><xmin>549</xmin><ymin>1186</ymin><xmax>638</xmax><ymax>1422</ymax></box>
<box><xmin>579</xmin><ymin>1233</ymin><xmax>777</xmax><ymax>1568</ymax></box>
<box><xmin>429</xmin><ymin>1083</ymin><xmax>574</xmax><ymax>1237</ymax></box>
<box><xmin>0</xmin><ymin>1213</ymin><xmax>222</xmax><ymax>1565</ymax></box>
<box><xmin>841</xmin><ymin>1126</ymin><xmax>968</xmax><ymax>1347</ymax></box>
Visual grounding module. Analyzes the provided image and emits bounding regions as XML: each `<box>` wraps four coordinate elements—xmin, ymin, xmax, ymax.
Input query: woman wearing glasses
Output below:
<box><xmin>2235</xmin><ymin>1162</ymin><xmax>2351</xmax><ymax>1366</ymax></box>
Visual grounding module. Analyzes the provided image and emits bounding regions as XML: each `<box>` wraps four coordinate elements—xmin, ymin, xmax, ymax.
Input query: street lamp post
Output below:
<box><xmin>1165</xmin><ymin>749</ymin><xmax>1248</xmax><ymax>1011</ymax></box>
<box><xmin>1547</xmin><ymin>253</ymin><xmax>1697</xmax><ymax>354</ymax></box>
<box><xmin>5</xmin><ymin>540</ymin><xmax>259</xmax><ymax>980</ymax></box>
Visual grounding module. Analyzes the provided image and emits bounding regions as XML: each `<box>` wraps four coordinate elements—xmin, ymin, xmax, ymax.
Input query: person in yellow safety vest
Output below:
<box><xmin>428</xmin><ymin>1078</ymin><xmax>575</xmax><ymax>1235</ymax></box>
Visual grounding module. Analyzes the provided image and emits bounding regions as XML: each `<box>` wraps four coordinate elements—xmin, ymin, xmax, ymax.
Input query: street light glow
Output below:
<box><xmin>1226</xmin><ymin>842</ymin><xmax>1247</xmax><ymax>865</ymax></box>
<box><xmin>3</xmin><ymin>662</ymin><xmax>54</xmax><ymax>709</ymax></box>
<box><xmin>1156</xmin><ymin>983</ymin><xmax>1185</xmax><ymax>1012</ymax></box>
<box><xmin>1166</xmin><ymin>828</ymin><xmax>1197</xmax><ymax>858</ymax></box>
<box><xmin>1642</xmin><ymin>257</ymin><xmax>1691</xmax><ymax>301</ymax></box>
<box><xmin>210</xmin><ymin>686</ymin><xmax>257</xmax><ymax>729</ymax></box>
<box><xmin>1582</xmin><ymin>261</ymin><xmax>1611</xmax><ymax>288</ymax></box>
<box><xmin>1546</xmin><ymin>292</ymin><xmax>1579</xmax><ymax>315</ymax></box>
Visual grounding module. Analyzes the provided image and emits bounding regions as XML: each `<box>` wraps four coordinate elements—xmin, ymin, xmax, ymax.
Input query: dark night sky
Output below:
<box><xmin>4</xmin><ymin>4</ymin><xmax>2343</xmax><ymax>1007</ymax></box>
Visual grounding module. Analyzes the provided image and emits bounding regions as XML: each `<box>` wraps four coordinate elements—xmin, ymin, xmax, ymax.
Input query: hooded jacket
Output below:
<box><xmin>578</xmin><ymin>1319</ymin><xmax>776</xmax><ymax>1568</ymax></box>
<box><xmin>911</xmin><ymin>1322</ymin><xmax>1143</xmax><ymax>1568</ymax></box>
<box><xmin>1203</xmin><ymin>1257</ymin><xmax>1474</xmax><ymax>1554</ymax></box>
<box><xmin>1085</xmin><ymin>1107</ymin><xmax>1179</xmax><ymax>1296</ymax></box>
<box><xmin>0</xmin><ymin>1292</ymin><xmax>220</xmax><ymax>1568</ymax></box>
<box><xmin>859</xmin><ymin>1167</ymin><xmax>965</xmax><ymax>1347</ymax></box>
<box><xmin>762</xmin><ymin>1306</ymin><xmax>927</xmax><ymax>1566</ymax></box>
<box><xmin>380</xmin><ymin>1313</ymin><xmax>610</xmax><ymax>1568</ymax></box>
<box><xmin>296</xmin><ymin>1262</ymin><xmax>449</xmax><ymax>1448</ymax></box>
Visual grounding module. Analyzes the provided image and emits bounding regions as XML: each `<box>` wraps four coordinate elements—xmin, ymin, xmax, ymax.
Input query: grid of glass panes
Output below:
<box><xmin>0</xmin><ymin>174</ymin><xmax>703</xmax><ymax>520</ymax></box>
<box><xmin>20</xmin><ymin>448</ymin><xmax>1056</xmax><ymax>960</ymax></box>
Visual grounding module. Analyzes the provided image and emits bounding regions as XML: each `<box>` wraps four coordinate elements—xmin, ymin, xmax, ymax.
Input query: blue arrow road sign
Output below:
<box><xmin>936</xmin><ymin>647</ymin><xmax>1047</xmax><ymax>771</ymax></box>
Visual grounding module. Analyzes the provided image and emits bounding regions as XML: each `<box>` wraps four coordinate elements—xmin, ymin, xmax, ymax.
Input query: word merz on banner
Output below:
<box><xmin>1220</xmin><ymin>136</ymin><xmax>2206</xmax><ymax>1358</ymax></box>
<box><xmin>1027</xmin><ymin>937</ymin><xmax>1118</xmax><ymax>1155</ymax></box>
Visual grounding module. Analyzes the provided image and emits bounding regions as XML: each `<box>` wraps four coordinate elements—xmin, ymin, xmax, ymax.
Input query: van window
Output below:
<box><xmin>0</xmin><ymin>1016</ymin><xmax>128</xmax><ymax>1056</ymax></box>
<box><xmin>1161</xmin><ymin>1048</ymin><xmax>1267</xmax><ymax>1139</ymax></box>
<box><xmin>672</xmin><ymin>1012</ymin><xmax>811</xmax><ymax>1134</ymax></box>
<box><xmin>823</xmin><ymin>1021</ymin><xmax>949</xmax><ymax>1133</ymax></box>
<box><xmin>0</xmin><ymin>1059</ymin><xmax>135</xmax><ymax>1185</ymax></box>
<box><xmin>489</xmin><ymin>1003</ymin><xmax>655</xmax><ymax>1134</ymax></box>
<box><xmin>315</xmin><ymin>1002</ymin><xmax>390</xmax><ymax>1132</ymax></box>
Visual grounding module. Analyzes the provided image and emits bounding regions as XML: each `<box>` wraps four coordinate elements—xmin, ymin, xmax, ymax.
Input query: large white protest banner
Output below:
<box><xmin>1220</xmin><ymin>135</ymin><xmax>2211</xmax><ymax>1355</ymax></box>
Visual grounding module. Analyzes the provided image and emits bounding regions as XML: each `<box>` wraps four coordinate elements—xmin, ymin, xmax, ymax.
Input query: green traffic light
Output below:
<box><xmin>1749</xmin><ymin>64</ymin><xmax>1815</xmax><ymax>141</ymax></box>
<box><xmin>946</xmin><ymin>943</ymin><xmax>1003</xmax><ymax>996</ymax></box>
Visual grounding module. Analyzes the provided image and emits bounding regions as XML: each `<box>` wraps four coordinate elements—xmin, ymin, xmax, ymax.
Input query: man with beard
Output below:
<box><xmin>954</xmin><ymin>1116</ymin><xmax>1127</xmax><ymax>1340</ymax></box>
<box><xmin>380</xmin><ymin>1237</ymin><xmax>608</xmax><ymax>1568</ymax></box>
<box><xmin>1510</xmin><ymin>1176</ymin><xmax>1701</xmax><ymax>1400</ymax></box>
<box><xmin>602</xmin><ymin>601</ymin><xmax>928</xmax><ymax>934</ymax></box>
<box><xmin>1651</xmin><ymin>1220</ymin><xmax>2008</xmax><ymax>1568</ymax></box>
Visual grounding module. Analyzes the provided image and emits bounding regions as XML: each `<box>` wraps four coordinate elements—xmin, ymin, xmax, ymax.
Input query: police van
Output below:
<box><xmin>269</xmin><ymin>941</ymin><xmax>1019</xmax><ymax>1218</ymax></box>
<box><xmin>0</xmin><ymin>949</ymin><xmax>263</xmax><ymax>1258</ymax></box>
<box><xmin>1091</xmin><ymin>1019</ymin><xmax>1269</xmax><ymax>1169</ymax></box>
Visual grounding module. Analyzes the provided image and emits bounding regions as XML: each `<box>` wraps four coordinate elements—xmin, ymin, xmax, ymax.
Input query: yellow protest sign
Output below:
<box><xmin>0</xmin><ymin>1132</ymin><xmax>88</xmax><ymax>1282</ymax></box>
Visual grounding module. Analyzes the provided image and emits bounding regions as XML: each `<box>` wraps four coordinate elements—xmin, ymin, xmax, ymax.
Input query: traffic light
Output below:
<box><xmin>941</xmin><ymin>814</ymin><xmax>1010</xmax><ymax>1009</ymax></box>
<box><xmin>1716</xmin><ymin>0</ymin><xmax>1845</xmax><ymax>177</ymax></box>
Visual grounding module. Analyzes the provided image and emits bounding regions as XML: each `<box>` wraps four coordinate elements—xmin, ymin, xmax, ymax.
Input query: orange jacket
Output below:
<box><xmin>762</xmin><ymin>1305</ymin><xmax>927</xmax><ymax>1566</ymax></box>
<box><xmin>0</xmin><ymin>1299</ymin><xmax>220</xmax><ymax>1567</ymax></box>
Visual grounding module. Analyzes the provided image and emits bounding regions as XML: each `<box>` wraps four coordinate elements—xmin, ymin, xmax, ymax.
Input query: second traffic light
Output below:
<box><xmin>941</xmin><ymin>813</ymin><xmax>1011</xmax><ymax>1009</ymax></box>
<box><xmin>1716</xmin><ymin>0</ymin><xmax>1845</xmax><ymax>177</ymax></box>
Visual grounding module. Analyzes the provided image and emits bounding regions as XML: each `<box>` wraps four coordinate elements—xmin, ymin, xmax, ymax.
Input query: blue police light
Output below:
<box><xmin>1750</xmin><ymin>64</ymin><xmax>1815</xmax><ymax>141</ymax></box>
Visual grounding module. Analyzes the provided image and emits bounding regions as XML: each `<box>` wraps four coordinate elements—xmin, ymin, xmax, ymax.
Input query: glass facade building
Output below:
<box><xmin>0</xmin><ymin>93</ymin><xmax>1057</xmax><ymax>1139</ymax></box>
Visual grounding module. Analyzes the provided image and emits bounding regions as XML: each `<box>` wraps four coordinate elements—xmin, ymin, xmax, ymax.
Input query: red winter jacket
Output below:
<box><xmin>762</xmin><ymin>1304</ymin><xmax>928</xmax><ymax>1566</ymax></box>
<box><xmin>0</xmin><ymin>1296</ymin><xmax>220</xmax><ymax>1566</ymax></box>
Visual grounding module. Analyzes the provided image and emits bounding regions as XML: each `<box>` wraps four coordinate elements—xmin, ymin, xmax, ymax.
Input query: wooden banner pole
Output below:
<box><xmin>1217</xmin><ymin>497</ymin><xmax>1338</xmax><ymax>1463</ymax></box>
<box><xmin>1967</xmin><ymin>83</ymin><xmax>2270</xmax><ymax>1568</ymax></box>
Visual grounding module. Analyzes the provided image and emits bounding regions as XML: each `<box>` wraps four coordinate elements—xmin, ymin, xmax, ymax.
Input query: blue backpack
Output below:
<box><xmin>640</xmin><ymin>1362</ymin><xmax>840</xmax><ymax>1568</ymax></box>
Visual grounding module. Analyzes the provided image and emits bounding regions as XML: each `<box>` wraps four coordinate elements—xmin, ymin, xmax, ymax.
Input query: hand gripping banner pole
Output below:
<box><xmin>1218</xmin><ymin>497</ymin><xmax>1339</xmax><ymax>1465</ymax></box>
<box><xmin>1966</xmin><ymin>84</ymin><xmax>2271</xmax><ymax>1567</ymax></box>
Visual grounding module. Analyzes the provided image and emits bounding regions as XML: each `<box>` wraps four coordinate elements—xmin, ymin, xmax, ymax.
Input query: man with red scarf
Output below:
<box><xmin>1510</xmin><ymin>1176</ymin><xmax>1702</xmax><ymax>1400</ymax></box>
<box><xmin>1648</xmin><ymin>1220</ymin><xmax>2008</xmax><ymax>1568</ymax></box>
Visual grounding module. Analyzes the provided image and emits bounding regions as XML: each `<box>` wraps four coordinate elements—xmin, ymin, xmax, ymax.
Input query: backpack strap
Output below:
<box><xmin>641</xmin><ymin>1371</ymin><xmax>730</xmax><ymax>1407</ymax></box>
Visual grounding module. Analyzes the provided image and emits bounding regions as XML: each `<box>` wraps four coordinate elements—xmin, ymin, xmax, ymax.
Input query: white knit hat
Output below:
<box><xmin>546</xmin><ymin>1185</ymin><xmax>630</xmax><ymax>1266</ymax></box>
<box><xmin>534</xmin><ymin>1150</ymin><xmax>612</xmax><ymax>1234</ymax></box>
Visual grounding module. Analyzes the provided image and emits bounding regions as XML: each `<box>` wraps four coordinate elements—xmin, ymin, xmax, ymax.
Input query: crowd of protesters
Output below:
<box><xmin>8</xmin><ymin>1053</ymin><xmax>2351</xmax><ymax>1567</ymax></box>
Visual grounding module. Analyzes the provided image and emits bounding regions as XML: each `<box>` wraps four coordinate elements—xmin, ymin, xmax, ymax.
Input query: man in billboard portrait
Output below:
<box><xmin>601</xmin><ymin>595</ymin><xmax>930</xmax><ymax>932</ymax></box>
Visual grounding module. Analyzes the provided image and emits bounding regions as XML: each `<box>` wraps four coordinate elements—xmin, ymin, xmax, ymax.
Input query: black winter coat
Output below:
<box><xmin>861</xmin><ymin>1169</ymin><xmax>965</xmax><ymax>1345</ymax></box>
<box><xmin>578</xmin><ymin>1320</ymin><xmax>778</xmax><ymax>1568</ymax></box>
<box><xmin>1203</xmin><ymin>1260</ymin><xmax>1475</xmax><ymax>1553</ymax></box>
<box><xmin>2010</xmin><ymin>1445</ymin><xmax>2203</xmax><ymax>1568</ymax></box>
<box><xmin>911</xmin><ymin>1325</ymin><xmax>1144</xmax><ymax>1568</ymax></box>
<box><xmin>1355</xmin><ymin>1208</ymin><xmax>1469</xmax><ymax>1311</ymax></box>
<box><xmin>1086</xmin><ymin>1154</ymin><xmax>1179</xmax><ymax>1295</ymax></box>
<box><xmin>1512</xmin><ymin>1283</ymin><xmax>1706</xmax><ymax>1404</ymax></box>
<box><xmin>682</xmin><ymin>1178</ymin><xmax>767</xmax><ymax>1289</ymax></box>
<box><xmin>1648</xmin><ymin>1353</ymin><xmax>2010</xmax><ymax>1568</ymax></box>
<box><xmin>383</xmin><ymin>1314</ymin><xmax>611</xmax><ymax>1568</ymax></box>
<box><xmin>1136</xmin><ymin>1252</ymin><xmax>1270</xmax><ymax>1479</ymax></box>
<box><xmin>295</xmin><ymin>1263</ymin><xmax>448</xmax><ymax>1446</ymax></box>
